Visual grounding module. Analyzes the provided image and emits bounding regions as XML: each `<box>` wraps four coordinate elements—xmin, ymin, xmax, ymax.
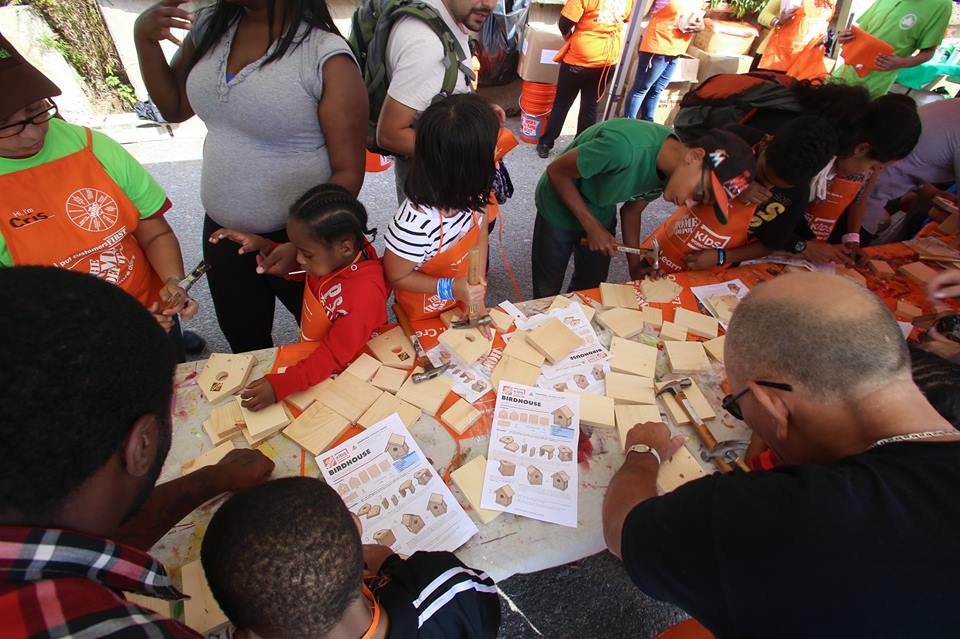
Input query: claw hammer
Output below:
<box><xmin>450</xmin><ymin>245</ymin><xmax>492</xmax><ymax>329</ymax></box>
<box><xmin>393</xmin><ymin>303</ymin><xmax>450</xmax><ymax>383</ymax></box>
<box><xmin>580</xmin><ymin>236</ymin><xmax>660</xmax><ymax>271</ymax></box>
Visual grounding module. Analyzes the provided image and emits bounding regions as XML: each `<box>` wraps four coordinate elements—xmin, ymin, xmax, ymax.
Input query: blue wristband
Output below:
<box><xmin>717</xmin><ymin>249</ymin><xmax>726</xmax><ymax>266</ymax></box>
<box><xmin>437</xmin><ymin>278</ymin><xmax>454</xmax><ymax>301</ymax></box>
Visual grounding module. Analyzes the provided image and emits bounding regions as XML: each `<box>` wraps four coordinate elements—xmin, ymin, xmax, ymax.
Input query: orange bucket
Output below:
<box><xmin>518</xmin><ymin>80</ymin><xmax>557</xmax><ymax>144</ymax></box>
<box><xmin>365</xmin><ymin>150</ymin><xmax>392</xmax><ymax>173</ymax></box>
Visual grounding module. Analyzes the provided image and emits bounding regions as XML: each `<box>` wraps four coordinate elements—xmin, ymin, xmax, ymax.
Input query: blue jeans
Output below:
<box><xmin>625</xmin><ymin>52</ymin><xmax>679</xmax><ymax>121</ymax></box>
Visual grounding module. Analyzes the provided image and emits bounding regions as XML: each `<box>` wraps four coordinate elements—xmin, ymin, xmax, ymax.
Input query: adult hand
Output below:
<box><xmin>214</xmin><ymin>448</ymin><xmax>275</xmax><ymax>492</ymax></box>
<box><xmin>584</xmin><ymin>223</ymin><xmax>618</xmax><ymax>256</ymax></box>
<box><xmin>927</xmin><ymin>270</ymin><xmax>960</xmax><ymax>303</ymax></box>
<box><xmin>257</xmin><ymin>243</ymin><xmax>300</xmax><ymax>276</ymax></box>
<box><xmin>738</xmin><ymin>182</ymin><xmax>773</xmax><ymax>207</ymax></box>
<box><xmin>208</xmin><ymin>228</ymin><xmax>272</xmax><ymax>257</ymax></box>
<box><xmin>240</xmin><ymin>378</ymin><xmax>278</xmax><ymax>411</ymax></box>
<box><xmin>801</xmin><ymin>240</ymin><xmax>855</xmax><ymax>266</ymax></box>
<box><xmin>134</xmin><ymin>0</ymin><xmax>194</xmax><ymax>46</ymax></box>
<box><xmin>623</xmin><ymin>421</ymin><xmax>687</xmax><ymax>464</ymax></box>
<box><xmin>837</xmin><ymin>29</ymin><xmax>855</xmax><ymax>43</ymax></box>
<box><xmin>684</xmin><ymin>249</ymin><xmax>720</xmax><ymax>271</ymax></box>
<box><xmin>919</xmin><ymin>328</ymin><xmax>960</xmax><ymax>365</ymax></box>
<box><xmin>158</xmin><ymin>277</ymin><xmax>199</xmax><ymax>320</ymax></box>
<box><xmin>875</xmin><ymin>54</ymin><xmax>908</xmax><ymax>71</ymax></box>
<box><xmin>363</xmin><ymin>543</ymin><xmax>397</xmax><ymax>575</ymax></box>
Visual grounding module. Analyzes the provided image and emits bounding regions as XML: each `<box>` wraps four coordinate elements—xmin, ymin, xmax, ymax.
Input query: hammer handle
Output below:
<box><xmin>678</xmin><ymin>393</ymin><xmax>746</xmax><ymax>473</ymax></box>
<box><xmin>579</xmin><ymin>239</ymin><xmax>647</xmax><ymax>256</ymax></box>
<box><xmin>467</xmin><ymin>245</ymin><xmax>482</xmax><ymax>320</ymax></box>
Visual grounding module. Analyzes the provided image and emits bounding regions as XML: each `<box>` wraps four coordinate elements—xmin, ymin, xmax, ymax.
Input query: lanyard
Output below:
<box><xmin>359</xmin><ymin>583</ymin><xmax>382</xmax><ymax>639</ymax></box>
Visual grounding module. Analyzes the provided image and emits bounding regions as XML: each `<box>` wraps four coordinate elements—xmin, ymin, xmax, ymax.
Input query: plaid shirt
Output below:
<box><xmin>0</xmin><ymin>526</ymin><xmax>201</xmax><ymax>638</ymax></box>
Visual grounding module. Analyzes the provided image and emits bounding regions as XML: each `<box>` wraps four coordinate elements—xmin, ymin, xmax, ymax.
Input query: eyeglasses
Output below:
<box><xmin>0</xmin><ymin>100</ymin><xmax>58</xmax><ymax>139</ymax></box>
<box><xmin>722</xmin><ymin>381</ymin><xmax>793</xmax><ymax>421</ymax></box>
<box><xmin>692</xmin><ymin>165</ymin><xmax>713</xmax><ymax>206</ymax></box>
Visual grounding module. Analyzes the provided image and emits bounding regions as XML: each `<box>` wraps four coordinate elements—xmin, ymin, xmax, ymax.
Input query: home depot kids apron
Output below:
<box><xmin>759</xmin><ymin>0</ymin><xmax>835</xmax><ymax>72</ymax></box>
<box><xmin>803</xmin><ymin>175</ymin><xmax>862</xmax><ymax>240</ymax></box>
<box><xmin>644</xmin><ymin>199</ymin><xmax>754</xmax><ymax>273</ymax></box>
<box><xmin>0</xmin><ymin>128</ymin><xmax>163</xmax><ymax>306</ymax></box>
<box><xmin>640</xmin><ymin>0</ymin><xmax>698</xmax><ymax>56</ymax></box>
<box><xmin>300</xmin><ymin>243</ymin><xmax>375</xmax><ymax>342</ymax></box>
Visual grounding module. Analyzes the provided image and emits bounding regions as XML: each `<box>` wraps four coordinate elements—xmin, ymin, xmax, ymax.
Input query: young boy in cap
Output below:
<box><xmin>0</xmin><ymin>36</ymin><xmax>199</xmax><ymax>360</ymax></box>
<box><xmin>201</xmin><ymin>476</ymin><xmax>501</xmax><ymax>639</ymax></box>
<box><xmin>531</xmin><ymin>119</ymin><xmax>756</xmax><ymax>297</ymax></box>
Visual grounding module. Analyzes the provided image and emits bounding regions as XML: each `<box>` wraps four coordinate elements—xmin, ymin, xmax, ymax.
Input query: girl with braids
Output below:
<box><xmin>134</xmin><ymin>0</ymin><xmax>367</xmax><ymax>352</ymax></box>
<box><xmin>210</xmin><ymin>185</ymin><xmax>389</xmax><ymax>410</ymax></box>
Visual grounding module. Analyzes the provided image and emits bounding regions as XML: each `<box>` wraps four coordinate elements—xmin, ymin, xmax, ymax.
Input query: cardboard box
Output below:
<box><xmin>693</xmin><ymin>19</ymin><xmax>759</xmax><ymax>56</ymax></box>
<box><xmin>518</xmin><ymin>25</ymin><xmax>565</xmax><ymax>84</ymax></box>
<box><xmin>687</xmin><ymin>46</ymin><xmax>753</xmax><ymax>82</ymax></box>
<box><xmin>653</xmin><ymin>82</ymin><xmax>692</xmax><ymax>127</ymax></box>
<box><xmin>672</xmin><ymin>55</ymin><xmax>701</xmax><ymax>83</ymax></box>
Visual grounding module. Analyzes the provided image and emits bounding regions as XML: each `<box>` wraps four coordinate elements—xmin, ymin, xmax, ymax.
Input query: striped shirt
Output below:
<box><xmin>0</xmin><ymin>526</ymin><xmax>198</xmax><ymax>638</ymax></box>
<box><xmin>384</xmin><ymin>201</ymin><xmax>476</xmax><ymax>267</ymax></box>
<box><xmin>369</xmin><ymin>551</ymin><xmax>500</xmax><ymax>637</ymax></box>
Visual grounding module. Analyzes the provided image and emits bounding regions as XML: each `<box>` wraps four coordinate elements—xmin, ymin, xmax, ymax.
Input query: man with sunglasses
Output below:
<box><xmin>531</xmin><ymin>119</ymin><xmax>756</xmax><ymax>298</ymax></box>
<box><xmin>603</xmin><ymin>271</ymin><xmax>960</xmax><ymax>637</ymax></box>
<box><xmin>0</xmin><ymin>36</ymin><xmax>198</xmax><ymax>361</ymax></box>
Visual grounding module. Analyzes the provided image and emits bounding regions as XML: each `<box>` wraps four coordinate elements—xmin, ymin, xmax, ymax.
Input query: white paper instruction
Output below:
<box><xmin>480</xmin><ymin>381</ymin><xmax>580</xmax><ymax>527</ymax></box>
<box><xmin>317</xmin><ymin>415</ymin><xmax>477</xmax><ymax>554</ymax></box>
<box><xmin>517</xmin><ymin>304</ymin><xmax>609</xmax><ymax>380</ymax></box>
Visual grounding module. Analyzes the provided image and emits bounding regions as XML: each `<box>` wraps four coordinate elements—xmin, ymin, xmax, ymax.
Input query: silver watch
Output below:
<box><xmin>627</xmin><ymin>444</ymin><xmax>661</xmax><ymax>465</ymax></box>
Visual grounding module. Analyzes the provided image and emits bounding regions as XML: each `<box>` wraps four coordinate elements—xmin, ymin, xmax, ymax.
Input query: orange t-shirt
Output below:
<box><xmin>639</xmin><ymin>0</ymin><xmax>698</xmax><ymax>56</ymax></box>
<box><xmin>561</xmin><ymin>0</ymin><xmax>634</xmax><ymax>68</ymax></box>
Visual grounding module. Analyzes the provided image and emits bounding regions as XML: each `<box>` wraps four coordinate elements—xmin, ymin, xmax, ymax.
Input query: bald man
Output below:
<box><xmin>602</xmin><ymin>272</ymin><xmax>960</xmax><ymax>638</ymax></box>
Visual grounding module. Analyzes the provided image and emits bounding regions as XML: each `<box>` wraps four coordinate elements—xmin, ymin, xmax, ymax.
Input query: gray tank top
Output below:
<box><xmin>186</xmin><ymin>9</ymin><xmax>355</xmax><ymax>233</ymax></box>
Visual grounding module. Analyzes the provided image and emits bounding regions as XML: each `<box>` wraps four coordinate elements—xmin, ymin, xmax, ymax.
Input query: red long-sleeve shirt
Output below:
<box><xmin>266</xmin><ymin>244</ymin><xmax>389</xmax><ymax>401</ymax></box>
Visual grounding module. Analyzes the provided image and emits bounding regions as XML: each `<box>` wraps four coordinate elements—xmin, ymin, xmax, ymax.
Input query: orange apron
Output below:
<box><xmin>759</xmin><ymin>0</ymin><xmax>835</xmax><ymax>72</ymax></box>
<box><xmin>0</xmin><ymin>128</ymin><xmax>163</xmax><ymax>307</ymax></box>
<box><xmin>639</xmin><ymin>0</ymin><xmax>697</xmax><ymax>56</ymax></box>
<box><xmin>644</xmin><ymin>199</ymin><xmax>755</xmax><ymax>273</ymax></box>
<box><xmin>803</xmin><ymin>175</ymin><xmax>862</xmax><ymax>241</ymax></box>
<box><xmin>300</xmin><ymin>243</ymin><xmax>374</xmax><ymax>342</ymax></box>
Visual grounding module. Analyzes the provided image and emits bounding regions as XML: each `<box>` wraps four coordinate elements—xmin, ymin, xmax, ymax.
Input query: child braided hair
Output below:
<box><xmin>289</xmin><ymin>183</ymin><xmax>377</xmax><ymax>247</ymax></box>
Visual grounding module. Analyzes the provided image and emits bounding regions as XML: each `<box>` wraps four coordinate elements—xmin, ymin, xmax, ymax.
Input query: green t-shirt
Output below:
<box><xmin>833</xmin><ymin>0</ymin><xmax>952</xmax><ymax>97</ymax></box>
<box><xmin>535</xmin><ymin>119</ymin><xmax>673</xmax><ymax>231</ymax></box>
<box><xmin>0</xmin><ymin>118</ymin><xmax>168</xmax><ymax>266</ymax></box>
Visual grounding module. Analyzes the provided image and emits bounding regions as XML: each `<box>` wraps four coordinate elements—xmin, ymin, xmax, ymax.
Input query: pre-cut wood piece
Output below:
<box><xmin>502</xmin><ymin>331</ymin><xmax>546</xmax><ymax>367</ymax></box>
<box><xmin>868</xmin><ymin>259</ymin><xmax>895</xmax><ymax>278</ymax></box>
<box><xmin>284</xmin><ymin>378</ymin><xmax>331</xmax><ymax>413</ymax></box>
<box><xmin>597</xmin><ymin>307</ymin><xmax>645</xmax><ymax>338</ymax></box>
<box><xmin>315</xmin><ymin>372</ymin><xmax>383</xmax><ymax>422</ymax></box>
<box><xmin>575</xmin><ymin>392</ymin><xmax>615</xmax><ymax>428</ymax></box>
<box><xmin>641</xmin><ymin>305</ymin><xmax>663</xmax><ymax>328</ymax></box>
<box><xmin>357</xmin><ymin>392</ymin><xmax>421</xmax><ymax>429</ymax></box>
<box><xmin>397</xmin><ymin>367</ymin><xmax>454</xmax><ymax>415</ymax></box>
<box><xmin>658</xmin><ymin>445</ymin><xmax>707</xmax><ymax>493</ymax></box>
<box><xmin>488</xmin><ymin>308</ymin><xmax>515</xmax><ymax>332</ymax></box>
<box><xmin>441</xmin><ymin>398</ymin><xmax>482</xmax><ymax>435</ymax></box>
<box><xmin>440</xmin><ymin>308</ymin><xmax>465</xmax><ymax>328</ymax></box>
<box><xmin>896</xmin><ymin>300</ymin><xmax>923</xmax><ymax>320</ymax></box>
<box><xmin>703</xmin><ymin>335</ymin><xmax>725</xmax><ymax>363</ymax></box>
<box><xmin>615</xmin><ymin>404</ymin><xmax>663</xmax><ymax>450</ymax></box>
<box><xmin>898</xmin><ymin>261</ymin><xmax>939</xmax><ymax>287</ymax></box>
<box><xmin>605</xmin><ymin>371</ymin><xmax>656</xmax><ymax>405</ymax></box>
<box><xmin>237</xmin><ymin>398</ymin><xmax>290</xmax><ymax>440</ymax></box>
<box><xmin>371</xmin><ymin>365</ymin><xmax>408</xmax><ymax>394</ymax></box>
<box><xmin>283</xmin><ymin>401</ymin><xmax>351</xmax><ymax>455</ymax></box>
<box><xmin>451</xmin><ymin>455</ymin><xmax>502</xmax><ymax>524</ymax></box>
<box><xmin>659</xmin><ymin>321</ymin><xmax>688</xmax><ymax>341</ymax></box>
<box><xmin>837</xmin><ymin>266</ymin><xmax>867</xmax><ymax>287</ymax></box>
<box><xmin>182</xmin><ymin>441</ymin><xmax>236</xmax><ymax>475</ymax></box>
<box><xmin>527</xmin><ymin>318</ymin><xmax>583</xmax><ymax>364</ymax></box>
<box><xmin>655</xmin><ymin>378</ymin><xmax>717</xmax><ymax>425</ymax></box>
<box><xmin>610</xmin><ymin>336</ymin><xmax>658</xmax><ymax>378</ymax></box>
<box><xmin>344</xmin><ymin>352</ymin><xmax>382</xmax><ymax>382</ymax></box>
<box><xmin>197</xmin><ymin>353</ymin><xmax>255</xmax><ymax>404</ymax></box>
<box><xmin>181</xmin><ymin>559</ymin><xmax>228</xmax><ymax>634</ymax></box>
<box><xmin>548</xmin><ymin>295</ymin><xmax>597</xmax><ymax>323</ymax></box>
<box><xmin>674</xmin><ymin>308</ymin><xmax>720</xmax><ymax>339</ymax></box>
<box><xmin>641</xmin><ymin>277</ymin><xmax>682</xmax><ymax>303</ymax></box>
<box><xmin>664</xmin><ymin>341</ymin><xmax>711</xmax><ymax>374</ymax></box>
<box><xmin>600</xmin><ymin>282</ymin><xmax>640</xmax><ymax>310</ymax></box>
<box><xmin>438</xmin><ymin>327</ymin><xmax>493</xmax><ymax>365</ymax></box>
<box><xmin>205</xmin><ymin>401</ymin><xmax>244</xmax><ymax>445</ymax></box>
<box><xmin>367</xmin><ymin>326</ymin><xmax>416</xmax><ymax>369</ymax></box>
<box><xmin>491</xmin><ymin>356</ymin><xmax>542</xmax><ymax>390</ymax></box>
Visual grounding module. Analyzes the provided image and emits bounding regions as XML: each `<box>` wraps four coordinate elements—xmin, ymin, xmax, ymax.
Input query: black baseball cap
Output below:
<box><xmin>0</xmin><ymin>34</ymin><xmax>61</xmax><ymax>122</ymax></box>
<box><xmin>693</xmin><ymin>129</ymin><xmax>756</xmax><ymax>225</ymax></box>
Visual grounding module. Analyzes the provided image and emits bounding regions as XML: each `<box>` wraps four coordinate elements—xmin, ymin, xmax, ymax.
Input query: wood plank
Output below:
<box><xmin>237</xmin><ymin>399</ymin><xmax>290</xmax><ymax>440</ymax></box>
<box><xmin>282</xmin><ymin>401</ymin><xmax>351</xmax><ymax>455</ymax></box>
<box><xmin>451</xmin><ymin>455</ymin><xmax>502</xmax><ymax>524</ymax></box>
<box><xmin>897</xmin><ymin>261</ymin><xmax>939</xmax><ymax>287</ymax></box>
<box><xmin>664</xmin><ymin>341</ymin><xmax>711</xmax><ymax>374</ymax></box>
<box><xmin>597</xmin><ymin>307</ymin><xmax>645</xmax><ymax>338</ymax></box>
<box><xmin>703</xmin><ymin>335</ymin><xmax>725</xmax><ymax>363</ymax></box>
<box><xmin>438</xmin><ymin>326</ymin><xmax>493</xmax><ymax>365</ymax></box>
<box><xmin>641</xmin><ymin>277</ymin><xmax>682</xmax><ymax>303</ymax></box>
<box><xmin>609</xmin><ymin>336</ymin><xmax>659</xmax><ymax>378</ymax></box>
<box><xmin>868</xmin><ymin>259</ymin><xmax>895</xmax><ymax>278</ymax></box>
<box><xmin>491</xmin><ymin>356</ymin><xmax>542</xmax><ymax>390</ymax></box>
<box><xmin>573</xmin><ymin>391</ymin><xmax>615</xmax><ymax>428</ymax></box>
<box><xmin>181</xmin><ymin>441</ymin><xmax>236</xmax><ymax>475</ymax></box>
<box><xmin>526</xmin><ymin>318</ymin><xmax>583</xmax><ymax>364</ymax></box>
<box><xmin>197</xmin><ymin>353</ymin><xmax>255</xmax><ymax>404</ymax></box>
<box><xmin>205</xmin><ymin>401</ymin><xmax>244</xmax><ymax>445</ymax></box>
<box><xmin>896</xmin><ymin>300</ymin><xmax>923</xmax><ymax>320</ymax></box>
<box><xmin>659</xmin><ymin>321</ymin><xmax>688</xmax><ymax>341</ymax></box>
<box><xmin>658</xmin><ymin>445</ymin><xmax>707</xmax><ymax>493</ymax></box>
<box><xmin>441</xmin><ymin>398</ymin><xmax>482</xmax><ymax>434</ymax></box>
<box><xmin>488</xmin><ymin>308</ymin><xmax>515</xmax><ymax>332</ymax></box>
<box><xmin>356</xmin><ymin>392</ymin><xmax>420</xmax><ymax>429</ymax></box>
<box><xmin>314</xmin><ymin>373</ymin><xmax>383</xmax><ymax>422</ymax></box>
<box><xmin>344</xmin><ymin>352</ymin><xmax>381</xmax><ymax>382</ymax></box>
<box><xmin>367</xmin><ymin>326</ymin><xmax>416</xmax><ymax>369</ymax></box>
<box><xmin>600</xmin><ymin>282</ymin><xmax>640</xmax><ymax>309</ymax></box>
<box><xmin>502</xmin><ymin>331</ymin><xmax>546</xmax><ymax>367</ymax></box>
<box><xmin>396</xmin><ymin>367</ymin><xmax>454</xmax><ymax>415</ymax></box>
<box><xmin>440</xmin><ymin>307</ymin><xmax>465</xmax><ymax>328</ymax></box>
<box><xmin>641</xmin><ymin>305</ymin><xmax>663</xmax><ymax>328</ymax></box>
<box><xmin>181</xmin><ymin>560</ymin><xmax>228</xmax><ymax>634</ymax></box>
<box><xmin>674</xmin><ymin>308</ymin><xmax>720</xmax><ymax>339</ymax></box>
<box><xmin>604</xmin><ymin>371</ymin><xmax>656</xmax><ymax>405</ymax></box>
<box><xmin>370</xmin><ymin>366</ymin><xmax>408</xmax><ymax>394</ymax></box>
<box><xmin>655</xmin><ymin>378</ymin><xmax>717</xmax><ymax>425</ymax></box>
<box><xmin>615</xmin><ymin>404</ymin><xmax>663</xmax><ymax>450</ymax></box>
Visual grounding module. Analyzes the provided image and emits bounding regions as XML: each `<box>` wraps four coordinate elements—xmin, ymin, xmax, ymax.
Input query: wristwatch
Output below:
<box><xmin>792</xmin><ymin>239</ymin><xmax>807</xmax><ymax>254</ymax></box>
<box><xmin>626</xmin><ymin>444</ymin><xmax>661</xmax><ymax>465</ymax></box>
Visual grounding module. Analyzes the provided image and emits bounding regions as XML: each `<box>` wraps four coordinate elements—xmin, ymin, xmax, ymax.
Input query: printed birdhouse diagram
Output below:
<box><xmin>402</xmin><ymin>513</ymin><xmax>425</xmax><ymax>534</ymax></box>
<box><xmin>552</xmin><ymin>471</ymin><xmax>570</xmax><ymax>491</ymax></box>
<box><xmin>553</xmin><ymin>406</ymin><xmax>574</xmax><ymax>427</ymax></box>
<box><xmin>373</xmin><ymin>529</ymin><xmax>396</xmax><ymax>547</ymax></box>
<box><xmin>592</xmin><ymin>364</ymin><xmax>605</xmax><ymax>380</ymax></box>
<box><xmin>386</xmin><ymin>434</ymin><xmax>410</xmax><ymax>461</ymax></box>
<box><xmin>499</xmin><ymin>435</ymin><xmax>519</xmax><ymax>452</ymax></box>
<box><xmin>495</xmin><ymin>484</ymin><xmax>515</xmax><ymax>507</ymax></box>
<box><xmin>558</xmin><ymin>446</ymin><xmax>573</xmax><ymax>462</ymax></box>
<box><xmin>539</xmin><ymin>445</ymin><xmax>555</xmax><ymax>460</ymax></box>
<box><xmin>498</xmin><ymin>460</ymin><xmax>517</xmax><ymax>476</ymax></box>
<box><xmin>527</xmin><ymin>465</ymin><xmax>543</xmax><ymax>485</ymax></box>
<box><xmin>398</xmin><ymin>479</ymin><xmax>415</xmax><ymax>498</ymax></box>
<box><xmin>427</xmin><ymin>493</ymin><xmax>447</xmax><ymax>517</ymax></box>
<box><xmin>574</xmin><ymin>374</ymin><xmax>589</xmax><ymax>389</ymax></box>
<box><xmin>414</xmin><ymin>468</ymin><xmax>432</xmax><ymax>485</ymax></box>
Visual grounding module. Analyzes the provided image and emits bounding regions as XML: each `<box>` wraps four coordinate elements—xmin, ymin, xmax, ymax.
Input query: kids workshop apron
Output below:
<box><xmin>0</xmin><ymin>128</ymin><xmax>163</xmax><ymax>306</ymax></box>
<box><xmin>395</xmin><ymin>210</ymin><xmax>484</xmax><ymax>321</ymax></box>
<box><xmin>644</xmin><ymin>199</ymin><xmax>754</xmax><ymax>273</ymax></box>
<box><xmin>300</xmin><ymin>243</ymin><xmax>374</xmax><ymax>342</ymax></box>
<box><xmin>759</xmin><ymin>0</ymin><xmax>835</xmax><ymax>72</ymax></box>
<box><xmin>803</xmin><ymin>175</ymin><xmax>862</xmax><ymax>240</ymax></box>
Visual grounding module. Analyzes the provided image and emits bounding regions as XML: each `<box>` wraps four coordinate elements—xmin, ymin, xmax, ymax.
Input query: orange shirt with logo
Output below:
<box><xmin>561</xmin><ymin>0</ymin><xmax>634</xmax><ymax>67</ymax></box>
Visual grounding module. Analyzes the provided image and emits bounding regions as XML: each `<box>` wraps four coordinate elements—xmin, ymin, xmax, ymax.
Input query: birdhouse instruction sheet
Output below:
<box><xmin>317</xmin><ymin>414</ymin><xmax>477</xmax><ymax>555</ymax></box>
<box><xmin>480</xmin><ymin>381</ymin><xmax>581</xmax><ymax>528</ymax></box>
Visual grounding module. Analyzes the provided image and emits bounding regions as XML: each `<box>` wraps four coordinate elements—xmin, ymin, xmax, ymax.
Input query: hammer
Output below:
<box><xmin>392</xmin><ymin>303</ymin><xmax>450</xmax><ymax>383</ymax></box>
<box><xmin>580</xmin><ymin>236</ymin><xmax>660</xmax><ymax>271</ymax></box>
<box><xmin>450</xmin><ymin>245</ymin><xmax>492</xmax><ymax>329</ymax></box>
<box><xmin>656</xmin><ymin>379</ymin><xmax>750</xmax><ymax>473</ymax></box>
<box><xmin>162</xmin><ymin>260</ymin><xmax>211</xmax><ymax>311</ymax></box>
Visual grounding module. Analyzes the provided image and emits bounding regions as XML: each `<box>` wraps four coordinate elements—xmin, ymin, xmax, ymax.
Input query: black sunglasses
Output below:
<box><xmin>722</xmin><ymin>381</ymin><xmax>793</xmax><ymax>421</ymax></box>
<box><xmin>0</xmin><ymin>99</ymin><xmax>58</xmax><ymax>139</ymax></box>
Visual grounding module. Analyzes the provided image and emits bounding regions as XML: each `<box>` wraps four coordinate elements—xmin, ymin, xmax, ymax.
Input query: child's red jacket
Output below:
<box><xmin>266</xmin><ymin>243</ymin><xmax>389</xmax><ymax>401</ymax></box>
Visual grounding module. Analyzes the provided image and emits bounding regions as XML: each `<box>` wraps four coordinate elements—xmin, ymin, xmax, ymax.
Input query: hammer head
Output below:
<box><xmin>649</xmin><ymin>237</ymin><xmax>660</xmax><ymax>271</ymax></box>
<box><xmin>655</xmin><ymin>377</ymin><xmax>692</xmax><ymax>397</ymax></box>
<box><xmin>450</xmin><ymin>315</ymin><xmax>493</xmax><ymax>329</ymax></box>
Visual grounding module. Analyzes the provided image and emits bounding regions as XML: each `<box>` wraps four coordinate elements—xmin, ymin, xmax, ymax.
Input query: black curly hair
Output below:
<box><xmin>859</xmin><ymin>94</ymin><xmax>921</xmax><ymax>162</ymax></box>
<box><xmin>0</xmin><ymin>267</ymin><xmax>174</xmax><ymax>521</ymax></box>
<box><xmin>764</xmin><ymin>115</ymin><xmax>838</xmax><ymax>186</ymax></box>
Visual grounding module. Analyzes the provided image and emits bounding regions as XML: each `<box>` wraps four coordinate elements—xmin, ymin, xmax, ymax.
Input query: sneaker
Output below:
<box><xmin>536</xmin><ymin>143</ymin><xmax>551</xmax><ymax>159</ymax></box>
<box><xmin>183</xmin><ymin>330</ymin><xmax>206</xmax><ymax>355</ymax></box>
